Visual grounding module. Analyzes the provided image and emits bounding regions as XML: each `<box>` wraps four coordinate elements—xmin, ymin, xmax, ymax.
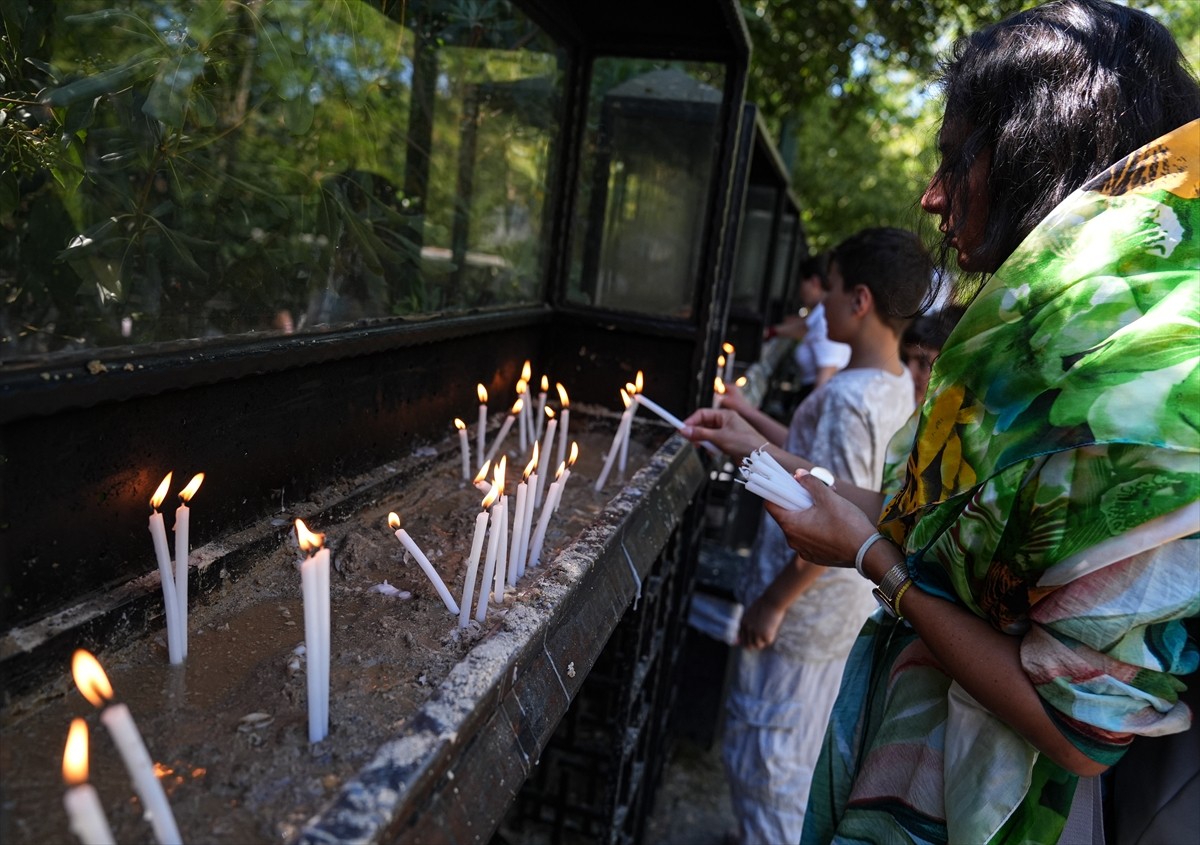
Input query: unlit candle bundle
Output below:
<box><xmin>738</xmin><ymin>447</ymin><xmax>816</xmax><ymax>510</ymax></box>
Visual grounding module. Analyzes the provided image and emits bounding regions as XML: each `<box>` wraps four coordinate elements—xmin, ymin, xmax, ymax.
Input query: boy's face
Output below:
<box><xmin>823</xmin><ymin>260</ymin><xmax>855</xmax><ymax>344</ymax></box>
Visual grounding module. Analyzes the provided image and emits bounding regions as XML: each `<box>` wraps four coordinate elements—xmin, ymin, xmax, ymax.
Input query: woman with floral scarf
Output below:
<box><xmin>681</xmin><ymin>1</ymin><xmax>1199</xmax><ymax>842</ymax></box>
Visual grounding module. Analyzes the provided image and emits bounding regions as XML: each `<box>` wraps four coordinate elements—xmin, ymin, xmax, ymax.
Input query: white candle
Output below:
<box><xmin>459</xmin><ymin>492</ymin><xmax>495</xmax><ymax>628</ymax></box>
<box><xmin>62</xmin><ymin>719</ymin><xmax>116</xmax><ymax>845</ymax></box>
<box><xmin>296</xmin><ymin>519</ymin><xmax>330</xmax><ymax>743</ymax></box>
<box><xmin>621</xmin><ymin>372</ymin><xmax>643</xmax><ymax>472</ymax></box>
<box><xmin>493</xmin><ymin>492</ymin><xmax>509</xmax><ymax>603</ymax></box>
<box><xmin>173</xmin><ymin>473</ymin><xmax>204</xmax><ymax>662</ymax></box>
<box><xmin>554</xmin><ymin>444</ymin><xmax>578</xmax><ymax>514</ymax></box>
<box><xmin>148</xmin><ymin>473</ymin><xmax>183</xmax><ymax>665</ymax></box>
<box><xmin>555</xmin><ymin>383</ymin><xmax>570</xmax><ymax>471</ymax></box>
<box><xmin>484</xmin><ymin>399</ymin><xmax>521</xmax><ymax>466</ymax></box>
<box><xmin>515</xmin><ymin>379</ymin><xmax>529</xmax><ymax>454</ymax></box>
<box><xmin>71</xmin><ymin>651</ymin><xmax>182</xmax><ymax>845</ymax></box>
<box><xmin>535</xmin><ymin>408</ymin><xmax>556</xmax><ymax>509</ymax></box>
<box><xmin>473</xmin><ymin>460</ymin><xmax>492</xmax><ymax>494</ymax></box>
<box><xmin>454</xmin><ymin>419</ymin><xmax>471</xmax><ymax>481</ymax></box>
<box><xmin>596</xmin><ymin>392</ymin><xmax>632</xmax><ymax>491</ymax></box>
<box><xmin>475</xmin><ymin>494</ymin><xmax>503</xmax><ymax>623</ymax></box>
<box><xmin>535</xmin><ymin>376</ymin><xmax>548</xmax><ymax>439</ymax></box>
<box><xmin>507</xmin><ymin>467</ymin><xmax>530</xmax><ymax>588</ymax></box>
<box><xmin>634</xmin><ymin>393</ymin><xmax>685</xmax><ymax>429</ymax></box>
<box><xmin>476</xmin><ymin>383</ymin><xmax>488</xmax><ymax>469</ymax></box>
<box><xmin>529</xmin><ymin>468</ymin><xmax>564</xmax><ymax>570</ymax></box>
<box><xmin>712</xmin><ymin>376</ymin><xmax>725</xmax><ymax>409</ymax></box>
<box><xmin>516</xmin><ymin>452</ymin><xmax>538</xmax><ymax>581</ymax></box>
<box><xmin>722</xmin><ymin>342</ymin><xmax>736</xmax><ymax>383</ymax></box>
<box><xmin>388</xmin><ymin>514</ymin><xmax>459</xmax><ymax>615</ymax></box>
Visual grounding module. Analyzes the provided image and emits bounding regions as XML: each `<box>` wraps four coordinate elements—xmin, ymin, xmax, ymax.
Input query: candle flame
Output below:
<box><xmin>477</xmin><ymin>384</ymin><xmax>488</xmax><ymax>403</ymax></box>
<box><xmin>540</xmin><ymin>375</ymin><xmax>549</xmax><ymax>392</ymax></box>
<box><xmin>179</xmin><ymin>472</ymin><xmax>204</xmax><ymax>502</ymax></box>
<box><xmin>521</xmin><ymin>360</ymin><xmax>532</xmax><ymax>381</ymax></box>
<box><xmin>635</xmin><ymin>370</ymin><xmax>644</xmax><ymax>393</ymax></box>
<box><xmin>545</xmin><ymin>407</ymin><xmax>556</xmax><ymax>420</ymax></box>
<box><xmin>717</xmin><ymin>354</ymin><xmax>726</xmax><ymax>368</ymax></box>
<box><xmin>295</xmin><ymin>518</ymin><xmax>325</xmax><ymax>553</ymax></box>
<box><xmin>516</xmin><ymin>379</ymin><xmax>527</xmax><ymax>396</ymax></box>
<box><xmin>72</xmin><ymin>650</ymin><xmax>114</xmax><ymax>708</ymax></box>
<box><xmin>714</xmin><ymin>376</ymin><xmax>726</xmax><ymax>395</ymax></box>
<box><xmin>150</xmin><ymin>472</ymin><xmax>172</xmax><ymax>510</ymax></box>
<box><xmin>736</xmin><ymin>376</ymin><xmax>748</xmax><ymax>387</ymax></box>
<box><xmin>555</xmin><ymin>461</ymin><xmax>566</xmax><ymax>481</ymax></box>
<box><xmin>568</xmin><ymin>442</ymin><xmax>579</xmax><ymax>466</ymax></box>
<box><xmin>523</xmin><ymin>452</ymin><xmax>538</xmax><ymax>480</ymax></box>
<box><xmin>474</xmin><ymin>460</ymin><xmax>491</xmax><ymax>486</ymax></box>
<box><xmin>63</xmin><ymin>718</ymin><xmax>89</xmax><ymax>785</ymax></box>
<box><xmin>723</xmin><ymin>342</ymin><xmax>735</xmax><ymax>354</ymax></box>
<box><xmin>494</xmin><ymin>456</ymin><xmax>506</xmax><ymax>495</ymax></box>
<box><xmin>620</xmin><ymin>388</ymin><xmax>632</xmax><ymax>409</ymax></box>
<box><xmin>454</xmin><ymin>418</ymin><xmax>466</xmax><ymax>431</ymax></box>
<box><xmin>511</xmin><ymin>398</ymin><xmax>523</xmax><ymax>415</ymax></box>
<box><xmin>482</xmin><ymin>485</ymin><xmax>500</xmax><ymax>509</ymax></box>
<box><xmin>530</xmin><ymin>442</ymin><xmax>539</xmax><ymax>464</ymax></box>
<box><xmin>556</xmin><ymin>383</ymin><xmax>569</xmax><ymax>407</ymax></box>
<box><xmin>387</xmin><ymin>512</ymin><xmax>402</xmax><ymax>531</ymax></box>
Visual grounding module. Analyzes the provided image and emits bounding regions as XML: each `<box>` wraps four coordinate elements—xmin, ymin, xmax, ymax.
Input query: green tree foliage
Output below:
<box><xmin>744</xmin><ymin>0</ymin><xmax>1200</xmax><ymax>252</ymax></box>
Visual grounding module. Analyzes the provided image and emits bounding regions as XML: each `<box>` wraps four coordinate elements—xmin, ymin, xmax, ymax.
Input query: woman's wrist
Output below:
<box><xmin>859</xmin><ymin>534</ymin><xmax>903</xmax><ymax>583</ymax></box>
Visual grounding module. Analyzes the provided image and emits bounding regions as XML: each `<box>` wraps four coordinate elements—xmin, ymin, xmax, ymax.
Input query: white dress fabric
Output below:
<box><xmin>791</xmin><ymin>303</ymin><xmax>852</xmax><ymax>387</ymax></box>
<box><xmin>723</xmin><ymin>366</ymin><xmax>915</xmax><ymax>845</ymax></box>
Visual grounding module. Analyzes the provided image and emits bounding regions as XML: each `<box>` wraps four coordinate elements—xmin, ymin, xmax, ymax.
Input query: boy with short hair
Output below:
<box><xmin>715</xmin><ymin>227</ymin><xmax>932</xmax><ymax>844</ymax></box>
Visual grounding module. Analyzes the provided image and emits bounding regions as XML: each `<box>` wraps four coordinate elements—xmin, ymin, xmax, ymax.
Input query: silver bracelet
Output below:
<box><xmin>854</xmin><ymin>532</ymin><xmax>887</xmax><ymax>579</ymax></box>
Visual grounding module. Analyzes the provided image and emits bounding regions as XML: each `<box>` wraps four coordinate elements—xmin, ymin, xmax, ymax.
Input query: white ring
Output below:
<box><xmin>854</xmin><ymin>532</ymin><xmax>886</xmax><ymax>579</ymax></box>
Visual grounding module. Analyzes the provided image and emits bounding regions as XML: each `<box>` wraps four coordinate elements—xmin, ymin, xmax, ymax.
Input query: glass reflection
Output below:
<box><xmin>0</xmin><ymin>0</ymin><xmax>563</xmax><ymax>361</ymax></box>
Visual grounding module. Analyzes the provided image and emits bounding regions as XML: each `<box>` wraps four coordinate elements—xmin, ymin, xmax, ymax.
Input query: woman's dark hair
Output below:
<box><xmin>831</xmin><ymin>227</ymin><xmax>933</xmax><ymax>333</ymax></box>
<box><xmin>931</xmin><ymin>0</ymin><xmax>1200</xmax><ymax>283</ymax></box>
<box><xmin>902</xmin><ymin>303</ymin><xmax>967</xmax><ymax>357</ymax></box>
<box><xmin>798</xmin><ymin>251</ymin><xmax>830</xmax><ymax>285</ymax></box>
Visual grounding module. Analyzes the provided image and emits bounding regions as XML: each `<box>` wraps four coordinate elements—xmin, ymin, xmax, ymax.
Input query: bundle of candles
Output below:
<box><xmin>738</xmin><ymin>447</ymin><xmax>835</xmax><ymax>509</ymax></box>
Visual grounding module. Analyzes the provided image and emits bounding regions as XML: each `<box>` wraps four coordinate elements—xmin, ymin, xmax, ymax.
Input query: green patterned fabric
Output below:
<box><xmin>803</xmin><ymin>120</ymin><xmax>1200</xmax><ymax>845</ymax></box>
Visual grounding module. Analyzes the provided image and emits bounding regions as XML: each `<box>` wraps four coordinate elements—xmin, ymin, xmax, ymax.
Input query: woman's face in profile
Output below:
<box><xmin>921</xmin><ymin>139</ymin><xmax>993</xmax><ymax>273</ymax></box>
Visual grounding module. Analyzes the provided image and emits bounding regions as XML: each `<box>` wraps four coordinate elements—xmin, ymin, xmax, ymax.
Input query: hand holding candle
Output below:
<box><xmin>148</xmin><ymin>473</ymin><xmax>183</xmax><ymax>665</ymax></box>
<box><xmin>71</xmin><ymin>650</ymin><xmax>182</xmax><ymax>845</ymax></box>
<box><xmin>173</xmin><ymin>473</ymin><xmax>204</xmax><ymax>662</ymax></box>
<box><xmin>62</xmin><ymin>718</ymin><xmax>115</xmax><ymax>845</ymax></box>
<box><xmin>388</xmin><ymin>513</ymin><xmax>459</xmax><ymax>615</ymax></box>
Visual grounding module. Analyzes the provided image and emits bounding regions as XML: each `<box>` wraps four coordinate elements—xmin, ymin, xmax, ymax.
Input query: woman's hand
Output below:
<box><xmin>679</xmin><ymin>407</ymin><xmax>765</xmax><ymax>461</ymax></box>
<box><xmin>763</xmin><ymin>472</ymin><xmax>876</xmax><ymax>567</ymax></box>
<box><xmin>738</xmin><ymin>595</ymin><xmax>787</xmax><ymax>650</ymax></box>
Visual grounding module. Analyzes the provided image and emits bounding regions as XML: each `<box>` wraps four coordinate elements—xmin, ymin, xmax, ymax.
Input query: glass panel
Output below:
<box><xmin>0</xmin><ymin>0</ymin><xmax>563</xmax><ymax>361</ymax></box>
<box><xmin>730</xmin><ymin>185</ymin><xmax>776</xmax><ymax>312</ymax></box>
<box><xmin>769</xmin><ymin>210</ymin><xmax>797</xmax><ymax>300</ymax></box>
<box><xmin>566</xmin><ymin>59</ymin><xmax>725</xmax><ymax>319</ymax></box>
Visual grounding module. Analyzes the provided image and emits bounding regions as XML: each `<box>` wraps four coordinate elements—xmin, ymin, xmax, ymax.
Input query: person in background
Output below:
<box><xmin>715</xmin><ymin>227</ymin><xmax>932</xmax><ymax>845</ymax></box>
<box><xmin>900</xmin><ymin>304</ymin><xmax>965</xmax><ymax>407</ymax></box>
<box><xmin>683</xmin><ymin>1</ymin><xmax>1199</xmax><ymax>842</ymax></box>
<box><xmin>766</xmin><ymin>252</ymin><xmax>851</xmax><ymax>399</ymax></box>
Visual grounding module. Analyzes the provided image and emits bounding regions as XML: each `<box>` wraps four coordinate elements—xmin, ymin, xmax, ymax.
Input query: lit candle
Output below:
<box><xmin>620</xmin><ymin>371</ymin><xmax>644</xmax><ymax>472</ymax></box>
<box><xmin>173</xmin><ymin>473</ymin><xmax>204</xmax><ymax>661</ymax></box>
<box><xmin>519</xmin><ymin>360</ymin><xmax>533</xmax><ymax>452</ymax></box>
<box><xmin>484</xmin><ymin>398</ymin><xmax>521</xmax><ymax>466</ymax></box>
<box><xmin>596</xmin><ymin>390</ymin><xmax>633</xmax><ymax>491</ymax></box>
<box><xmin>535</xmin><ymin>375</ymin><xmax>548</xmax><ymax>439</ymax></box>
<box><xmin>491</xmin><ymin>458</ymin><xmax>509</xmax><ymax>604</ymax></box>
<box><xmin>515</xmin><ymin>379</ymin><xmax>529</xmax><ymax>454</ymax></box>
<box><xmin>295</xmin><ymin>519</ymin><xmax>330</xmax><ymax>743</ymax></box>
<box><xmin>388</xmin><ymin>513</ymin><xmax>459</xmax><ymax>615</ymax></box>
<box><xmin>453</xmin><ymin>419</ymin><xmax>470</xmax><ymax>481</ymax></box>
<box><xmin>62</xmin><ymin>718</ymin><xmax>116</xmax><ymax>845</ymax></box>
<box><xmin>635</xmin><ymin>393</ymin><xmax>686</xmax><ymax>429</ymax></box>
<box><xmin>529</xmin><ymin>462</ymin><xmax>565</xmax><ymax>570</ymax></box>
<box><xmin>534</xmin><ymin>407</ymin><xmax>556</xmax><ymax>508</ymax></box>
<box><xmin>508</xmin><ymin>453</ymin><xmax>536</xmax><ymax>588</ymax></box>
<box><xmin>555</xmin><ymin>383</ymin><xmax>570</xmax><ymax>471</ymax></box>
<box><xmin>473</xmin><ymin>460</ymin><xmax>492</xmax><ymax>494</ymax></box>
<box><xmin>460</xmin><ymin>487</ymin><xmax>498</xmax><ymax>628</ymax></box>
<box><xmin>475</xmin><ymin>464</ymin><xmax>505</xmax><ymax>623</ymax></box>
<box><xmin>148</xmin><ymin>473</ymin><xmax>183</xmax><ymax>665</ymax></box>
<box><xmin>712</xmin><ymin>376</ymin><xmax>725</xmax><ymax>409</ymax></box>
<box><xmin>71</xmin><ymin>650</ymin><xmax>182</xmax><ymax>845</ymax></box>
<box><xmin>722</xmin><ymin>341</ymin><xmax>736</xmax><ymax>382</ymax></box>
<box><xmin>515</xmin><ymin>444</ymin><xmax>539</xmax><ymax>580</ymax></box>
<box><xmin>554</xmin><ymin>442</ymin><xmax>578</xmax><ymax>514</ymax></box>
<box><xmin>476</xmin><ymin>384</ymin><xmax>488</xmax><ymax>469</ymax></box>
